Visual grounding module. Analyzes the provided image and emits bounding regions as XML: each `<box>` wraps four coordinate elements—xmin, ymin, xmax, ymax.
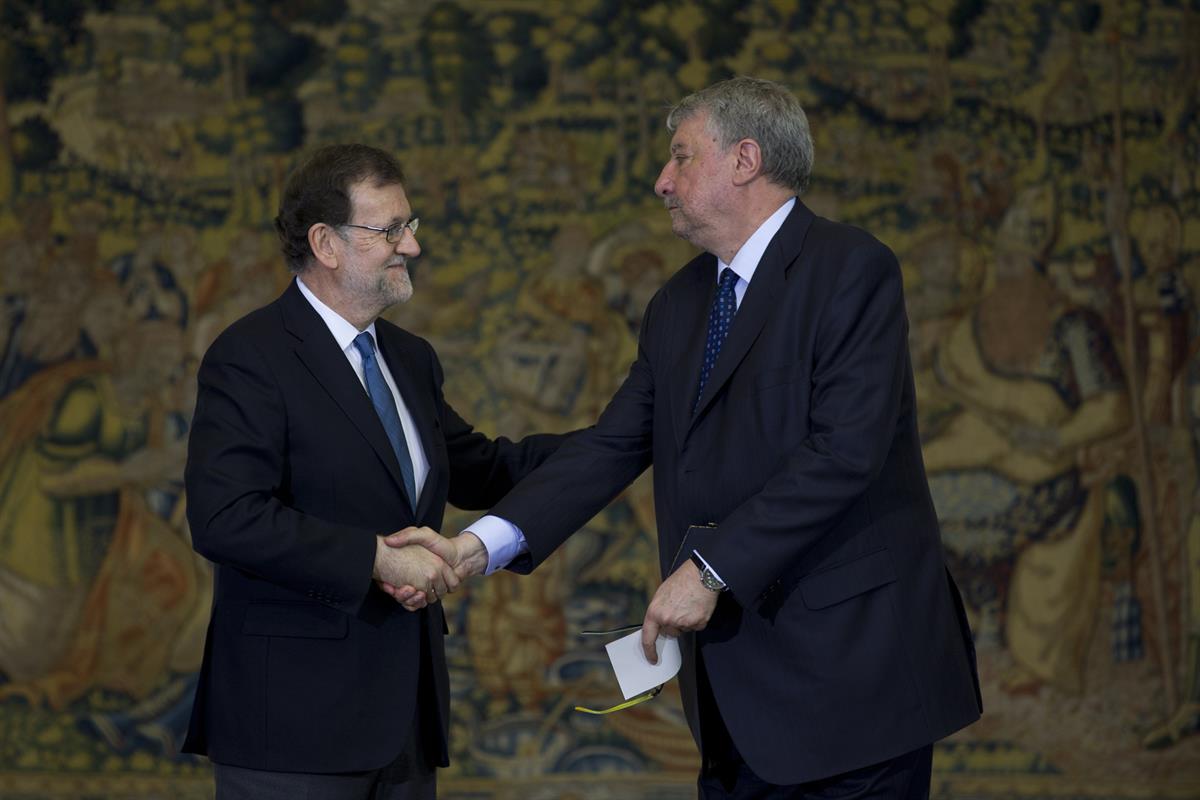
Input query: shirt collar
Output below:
<box><xmin>295</xmin><ymin>276</ymin><xmax>378</xmax><ymax>351</ymax></box>
<box><xmin>717</xmin><ymin>197</ymin><xmax>796</xmax><ymax>284</ymax></box>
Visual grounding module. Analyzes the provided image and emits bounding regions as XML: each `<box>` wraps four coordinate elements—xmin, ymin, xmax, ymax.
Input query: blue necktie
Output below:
<box><xmin>353</xmin><ymin>332</ymin><xmax>418</xmax><ymax>505</ymax></box>
<box><xmin>695</xmin><ymin>268</ymin><xmax>739</xmax><ymax>412</ymax></box>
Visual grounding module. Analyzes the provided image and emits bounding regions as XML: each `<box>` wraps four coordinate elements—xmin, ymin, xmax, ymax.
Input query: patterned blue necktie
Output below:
<box><xmin>353</xmin><ymin>332</ymin><xmax>418</xmax><ymax>505</ymax></box>
<box><xmin>695</xmin><ymin>268</ymin><xmax>739</xmax><ymax>412</ymax></box>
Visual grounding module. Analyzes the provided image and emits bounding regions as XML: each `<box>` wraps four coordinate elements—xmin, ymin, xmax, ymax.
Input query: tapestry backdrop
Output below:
<box><xmin>1</xmin><ymin>1</ymin><xmax>1197</xmax><ymax>798</ymax></box>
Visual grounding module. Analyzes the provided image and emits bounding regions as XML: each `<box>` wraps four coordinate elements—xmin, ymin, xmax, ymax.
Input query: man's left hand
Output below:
<box><xmin>641</xmin><ymin>560</ymin><xmax>720</xmax><ymax>664</ymax></box>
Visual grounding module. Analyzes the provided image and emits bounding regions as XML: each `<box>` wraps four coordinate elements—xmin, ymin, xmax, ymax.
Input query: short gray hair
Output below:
<box><xmin>666</xmin><ymin>77</ymin><xmax>814</xmax><ymax>194</ymax></box>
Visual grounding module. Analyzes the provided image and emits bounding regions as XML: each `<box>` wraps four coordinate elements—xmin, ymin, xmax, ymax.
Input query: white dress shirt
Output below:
<box><xmin>470</xmin><ymin>198</ymin><xmax>797</xmax><ymax>576</ymax></box>
<box><xmin>296</xmin><ymin>276</ymin><xmax>430</xmax><ymax>501</ymax></box>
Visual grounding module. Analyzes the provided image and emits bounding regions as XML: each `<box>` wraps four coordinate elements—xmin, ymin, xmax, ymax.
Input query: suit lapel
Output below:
<box><xmin>375</xmin><ymin>326</ymin><xmax>443</xmax><ymax>520</ymax></box>
<box><xmin>669</xmin><ymin>258</ymin><xmax>718</xmax><ymax>452</ymax></box>
<box><xmin>279</xmin><ymin>281</ymin><xmax>412</xmax><ymax>508</ymax></box>
<box><xmin>686</xmin><ymin>202</ymin><xmax>816</xmax><ymax>435</ymax></box>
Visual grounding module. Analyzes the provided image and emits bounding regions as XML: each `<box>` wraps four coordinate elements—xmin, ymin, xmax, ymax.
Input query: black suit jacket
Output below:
<box><xmin>183</xmin><ymin>279</ymin><xmax>564</xmax><ymax>772</ymax></box>
<box><xmin>491</xmin><ymin>201</ymin><xmax>982</xmax><ymax>783</ymax></box>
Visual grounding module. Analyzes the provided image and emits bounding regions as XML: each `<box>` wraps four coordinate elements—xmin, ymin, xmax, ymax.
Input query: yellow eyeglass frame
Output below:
<box><xmin>573</xmin><ymin>623</ymin><xmax>665</xmax><ymax>714</ymax></box>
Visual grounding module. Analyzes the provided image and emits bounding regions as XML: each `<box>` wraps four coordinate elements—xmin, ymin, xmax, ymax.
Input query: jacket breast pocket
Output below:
<box><xmin>798</xmin><ymin>549</ymin><xmax>897</xmax><ymax>610</ymax></box>
<box><xmin>751</xmin><ymin>361</ymin><xmax>808</xmax><ymax>442</ymax></box>
<box><xmin>242</xmin><ymin>601</ymin><xmax>349</xmax><ymax>639</ymax></box>
<box><xmin>753</xmin><ymin>361</ymin><xmax>804</xmax><ymax>395</ymax></box>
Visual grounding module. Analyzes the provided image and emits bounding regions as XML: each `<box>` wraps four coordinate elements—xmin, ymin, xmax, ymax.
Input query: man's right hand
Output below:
<box><xmin>384</xmin><ymin>527</ymin><xmax>489</xmax><ymax>580</ymax></box>
<box><xmin>372</xmin><ymin>533</ymin><xmax>460</xmax><ymax>606</ymax></box>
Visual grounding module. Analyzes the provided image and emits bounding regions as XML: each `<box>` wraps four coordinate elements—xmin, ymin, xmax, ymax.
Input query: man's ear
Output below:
<box><xmin>308</xmin><ymin>223</ymin><xmax>340</xmax><ymax>270</ymax></box>
<box><xmin>731</xmin><ymin>139</ymin><xmax>763</xmax><ymax>186</ymax></box>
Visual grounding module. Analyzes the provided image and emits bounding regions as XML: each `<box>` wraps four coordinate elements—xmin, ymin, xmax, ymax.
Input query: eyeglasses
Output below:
<box><xmin>573</xmin><ymin>623</ymin><xmax>665</xmax><ymax>715</ymax></box>
<box><xmin>575</xmin><ymin>684</ymin><xmax>662</xmax><ymax>715</ymax></box>
<box><xmin>341</xmin><ymin>217</ymin><xmax>420</xmax><ymax>243</ymax></box>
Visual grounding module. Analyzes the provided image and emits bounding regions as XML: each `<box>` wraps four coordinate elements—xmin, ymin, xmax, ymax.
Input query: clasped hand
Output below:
<box><xmin>373</xmin><ymin>527</ymin><xmax>487</xmax><ymax>611</ymax></box>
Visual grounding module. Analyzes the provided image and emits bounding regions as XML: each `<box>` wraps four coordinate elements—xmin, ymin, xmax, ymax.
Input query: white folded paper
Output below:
<box><xmin>604</xmin><ymin>628</ymin><xmax>682</xmax><ymax>700</ymax></box>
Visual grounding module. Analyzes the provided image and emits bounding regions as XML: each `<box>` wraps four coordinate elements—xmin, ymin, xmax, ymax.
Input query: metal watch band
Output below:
<box><xmin>690</xmin><ymin>552</ymin><xmax>727</xmax><ymax>592</ymax></box>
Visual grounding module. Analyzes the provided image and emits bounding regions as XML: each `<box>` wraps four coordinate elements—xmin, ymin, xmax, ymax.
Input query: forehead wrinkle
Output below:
<box><xmin>349</xmin><ymin>181</ymin><xmax>410</xmax><ymax>223</ymax></box>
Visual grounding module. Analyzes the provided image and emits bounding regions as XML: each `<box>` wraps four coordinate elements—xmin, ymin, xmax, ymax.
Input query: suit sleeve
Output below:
<box><xmin>426</xmin><ymin>340</ymin><xmax>573</xmax><ymax>510</ymax></box>
<box><xmin>184</xmin><ymin>332</ymin><xmax>378</xmax><ymax>614</ymax></box>
<box><xmin>486</xmin><ymin>297</ymin><xmax>660</xmax><ymax>571</ymax></box>
<box><xmin>687</xmin><ymin>241</ymin><xmax>911</xmax><ymax>609</ymax></box>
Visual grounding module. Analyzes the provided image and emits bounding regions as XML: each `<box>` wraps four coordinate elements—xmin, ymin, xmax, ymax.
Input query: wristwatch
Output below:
<box><xmin>690</xmin><ymin>552</ymin><xmax>727</xmax><ymax>592</ymax></box>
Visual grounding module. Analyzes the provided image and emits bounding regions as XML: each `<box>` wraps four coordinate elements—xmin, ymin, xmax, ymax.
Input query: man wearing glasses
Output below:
<box><xmin>394</xmin><ymin>78</ymin><xmax>983</xmax><ymax>797</ymax></box>
<box><xmin>183</xmin><ymin>143</ymin><xmax>566</xmax><ymax>799</ymax></box>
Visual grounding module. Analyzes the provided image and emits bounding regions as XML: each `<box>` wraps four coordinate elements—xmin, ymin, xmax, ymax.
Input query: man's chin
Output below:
<box><xmin>670</xmin><ymin>219</ymin><xmax>697</xmax><ymax>245</ymax></box>
<box><xmin>383</xmin><ymin>269</ymin><xmax>413</xmax><ymax>304</ymax></box>
<box><xmin>391</xmin><ymin>283</ymin><xmax>413</xmax><ymax>304</ymax></box>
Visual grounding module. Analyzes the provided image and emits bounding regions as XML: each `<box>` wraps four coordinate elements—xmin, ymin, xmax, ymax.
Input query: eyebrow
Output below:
<box><xmin>670</xmin><ymin>143</ymin><xmax>689</xmax><ymax>154</ymax></box>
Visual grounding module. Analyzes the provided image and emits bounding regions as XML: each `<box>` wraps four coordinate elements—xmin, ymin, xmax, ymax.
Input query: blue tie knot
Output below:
<box><xmin>718</xmin><ymin>267</ymin><xmax>738</xmax><ymax>292</ymax></box>
<box><xmin>353</xmin><ymin>331</ymin><xmax>376</xmax><ymax>363</ymax></box>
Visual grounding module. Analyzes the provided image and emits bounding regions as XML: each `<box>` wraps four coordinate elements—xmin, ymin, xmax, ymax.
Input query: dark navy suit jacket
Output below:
<box><xmin>491</xmin><ymin>201</ymin><xmax>982</xmax><ymax>783</ymax></box>
<box><xmin>183</xmin><ymin>279</ymin><xmax>564</xmax><ymax>772</ymax></box>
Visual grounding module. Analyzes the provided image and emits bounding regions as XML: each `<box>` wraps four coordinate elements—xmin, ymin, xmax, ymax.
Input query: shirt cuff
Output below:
<box><xmin>466</xmin><ymin>515</ymin><xmax>528</xmax><ymax>575</ymax></box>
<box><xmin>692</xmin><ymin>549</ymin><xmax>725</xmax><ymax>585</ymax></box>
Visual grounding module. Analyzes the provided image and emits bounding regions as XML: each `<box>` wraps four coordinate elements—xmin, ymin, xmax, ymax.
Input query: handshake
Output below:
<box><xmin>373</xmin><ymin>524</ymin><xmax>724</xmax><ymax>666</ymax></box>
<box><xmin>371</xmin><ymin>527</ymin><xmax>488</xmax><ymax>611</ymax></box>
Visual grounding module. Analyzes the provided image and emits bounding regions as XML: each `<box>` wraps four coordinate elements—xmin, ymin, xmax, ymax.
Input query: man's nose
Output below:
<box><xmin>395</xmin><ymin>229</ymin><xmax>420</xmax><ymax>258</ymax></box>
<box><xmin>654</xmin><ymin>165</ymin><xmax>674</xmax><ymax>197</ymax></box>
